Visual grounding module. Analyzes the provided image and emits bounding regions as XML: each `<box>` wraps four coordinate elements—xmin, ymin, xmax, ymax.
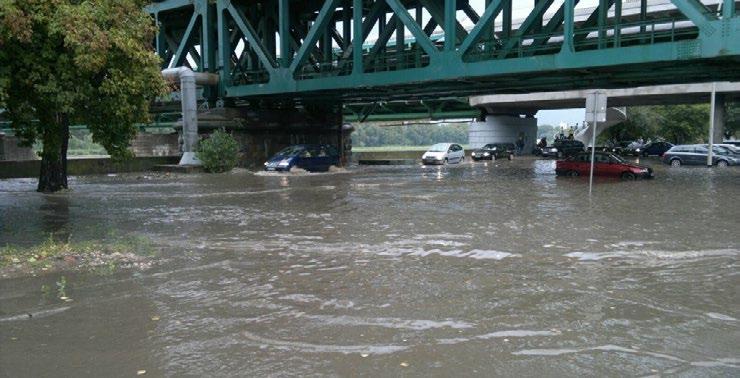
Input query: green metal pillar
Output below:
<box><xmin>342</xmin><ymin>0</ymin><xmax>351</xmax><ymax>49</ymax></box>
<box><xmin>598</xmin><ymin>0</ymin><xmax>608</xmax><ymax>49</ymax></box>
<box><xmin>396</xmin><ymin>14</ymin><xmax>405</xmax><ymax>68</ymax></box>
<box><xmin>445</xmin><ymin>0</ymin><xmax>456</xmax><ymax>51</ymax></box>
<box><xmin>614</xmin><ymin>0</ymin><xmax>622</xmax><ymax>47</ymax></box>
<box><xmin>562</xmin><ymin>0</ymin><xmax>574</xmax><ymax>53</ymax></box>
<box><xmin>723</xmin><ymin>0</ymin><xmax>735</xmax><ymax>18</ymax></box>
<box><xmin>533</xmin><ymin>0</ymin><xmax>544</xmax><ymax>35</ymax></box>
<box><xmin>217</xmin><ymin>3</ymin><xmax>232</xmax><ymax>92</ymax></box>
<box><xmin>352</xmin><ymin>0</ymin><xmax>363</xmax><ymax>74</ymax></box>
<box><xmin>502</xmin><ymin>0</ymin><xmax>512</xmax><ymax>39</ymax></box>
<box><xmin>415</xmin><ymin>4</ymin><xmax>423</xmax><ymax>67</ymax></box>
<box><xmin>155</xmin><ymin>13</ymin><xmax>167</xmax><ymax>61</ymax></box>
<box><xmin>640</xmin><ymin>0</ymin><xmax>647</xmax><ymax>34</ymax></box>
<box><xmin>279</xmin><ymin>0</ymin><xmax>290</xmax><ymax>67</ymax></box>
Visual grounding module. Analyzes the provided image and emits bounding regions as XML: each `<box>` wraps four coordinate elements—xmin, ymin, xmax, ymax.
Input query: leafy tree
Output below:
<box><xmin>0</xmin><ymin>0</ymin><xmax>165</xmax><ymax>192</ymax></box>
<box><xmin>725</xmin><ymin>101</ymin><xmax>739</xmax><ymax>139</ymax></box>
<box><xmin>599</xmin><ymin>105</ymin><xmax>709</xmax><ymax>145</ymax></box>
<box><xmin>352</xmin><ymin>122</ymin><xmax>469</xmax><ymax>147</ymax></box>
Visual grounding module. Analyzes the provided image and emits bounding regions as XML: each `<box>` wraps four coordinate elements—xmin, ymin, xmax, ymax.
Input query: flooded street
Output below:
<box><xmin>1</xmin><ymin>158</ymin><xmax>739</xmax><ymax>376</ymax></box>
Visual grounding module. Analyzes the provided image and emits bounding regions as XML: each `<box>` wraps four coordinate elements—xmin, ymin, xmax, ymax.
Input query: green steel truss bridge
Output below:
<box><xmin>146</xmin><ymin>0</ymin><xmax>740</xmax><ymax>103</ymax></box>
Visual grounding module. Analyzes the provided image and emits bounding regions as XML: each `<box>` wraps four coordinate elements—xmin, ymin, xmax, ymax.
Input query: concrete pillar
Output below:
<box><xmin>713</xmin><ymin>94</ymin><xmax>726</xmax><ymax>143</ymax></box>
<box><xmin>469</xmin><ymin>115</ymin><xmax>538</xmax><ymax>153</ymax></box>
<box><xmin>201</xmin><ymin>105</ymin><xmax>345</xmax><ymax>169</ymax></box>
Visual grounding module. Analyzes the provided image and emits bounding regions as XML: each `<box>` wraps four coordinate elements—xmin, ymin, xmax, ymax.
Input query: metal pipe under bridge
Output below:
<box><xmin>146</xmin><ymin>0</ymin><xmax>740</xmax><ymax>103</ymax></box>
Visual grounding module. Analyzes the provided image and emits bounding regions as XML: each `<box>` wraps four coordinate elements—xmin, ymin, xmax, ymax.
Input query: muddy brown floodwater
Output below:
<box><xmin>1</xmin><ymin>158</ymin><xmax>739</xmax><ymax>376</ymax></box>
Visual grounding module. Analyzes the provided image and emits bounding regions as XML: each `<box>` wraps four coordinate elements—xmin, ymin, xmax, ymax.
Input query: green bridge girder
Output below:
<box><xmin>146</xmin><ymin>0</ymin><xmax>740</xmax><ymax>103</ymax></box>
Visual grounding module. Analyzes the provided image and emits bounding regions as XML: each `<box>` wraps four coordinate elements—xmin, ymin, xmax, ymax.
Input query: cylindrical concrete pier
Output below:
<box><xmin>469</xmin><ymin>115</ymin><xmax>538</xmax><ymax>153</ymax></box>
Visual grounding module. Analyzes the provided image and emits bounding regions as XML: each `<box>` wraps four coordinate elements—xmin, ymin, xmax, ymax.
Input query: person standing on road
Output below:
<box><xmin>516</xmin><ymin>135</ymin><xmax>525</xmax><ymax>155</ymax></box>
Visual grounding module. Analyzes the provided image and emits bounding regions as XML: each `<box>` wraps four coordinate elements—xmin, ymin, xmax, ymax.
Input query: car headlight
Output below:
<box><xmin>550</xmin><ymin>148</ymin><xmax>558</xmax><ymax>152</ymax></box>
<box><xmin>264</xmin><ymin>162</ymin><xmax>269</xmax><ymax>166</ymax></box>
<box><xmin>278</xmin><ymin>159</ymin><xmax>290</xmax><ymax>167</ymax></box>
<box><xmin>636</xmin><ymin>148</ymin><xmax>641</xmax><ymax>152</ymax></box>
<box><xmin>491</xmin><ymin>147</ymin><xmax>497</xmax><ymax>151</ymax></box>
<box><xmin>483</xmin><ymin>152</ymin><xmax>490</xmax><ymax>156</ymax></box>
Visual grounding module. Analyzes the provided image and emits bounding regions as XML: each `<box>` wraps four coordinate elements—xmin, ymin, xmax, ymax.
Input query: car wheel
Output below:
<box><xmin>508</xmin><ymin>154</ymin><xmax>513</xmax><ymax>160</ymax></box>
<box><xmin>621</xmin><ymin>172</ymin><xmax>636</xmax><ymax>180</ymax></box>
<box><xmin>491</xmin><ymin>155</ymin><xmax>496</xmax><ymax>161</ymax></box>
<box><xmin>717</xmin><ymin>160</ymin><xmax>728</xmax><ymax>168</ymax></box>
<box><xmin>460</xmin><ymin>156</ymin><xmax>465</xmax><ymax>163</ymax></box>
<box><xmin>642</xmin><ymin>151</ymin><xmax>648</xmax><ymax>157</ymax></box>
<box><xmin>444</xmin><ymin>158</ymin><xmax>448</xmax><ymax>165</ymax></box>
<box><xmin>670</xmin><ymin>159</ymin><xmax>682</xmax><ymax>167</ymax></box>
<box><xmin>557</xmin><ymin>152</ymin><xmax>563</xmax><ymax>158</ymax></box>
<box><xmin>567</xmin><ymin>170</ymin><xmax>579</xmax><ymax>177</ymax></box>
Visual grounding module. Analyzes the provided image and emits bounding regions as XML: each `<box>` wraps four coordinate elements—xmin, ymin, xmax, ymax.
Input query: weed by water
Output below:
<box><xmin>0</xmin><ymin>233</ymin><xmax>155</xmax><ymax>268</ymax></box>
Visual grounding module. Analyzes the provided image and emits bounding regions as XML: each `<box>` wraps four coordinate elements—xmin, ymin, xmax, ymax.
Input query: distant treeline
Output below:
<box><xmin>352</xmin><ymin>123</ymin><xmax>469</xmax><ymax>147</ymax></box>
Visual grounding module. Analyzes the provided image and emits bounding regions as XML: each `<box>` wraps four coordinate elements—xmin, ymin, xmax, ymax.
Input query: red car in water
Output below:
<box><xmin>555</xmin><ymin>152</ymin><xmax>654</xmax><ymax>180</ymax></box>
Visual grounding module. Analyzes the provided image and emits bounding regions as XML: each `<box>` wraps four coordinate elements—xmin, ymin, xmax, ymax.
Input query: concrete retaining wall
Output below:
<box><xmin>0</xmin><ymin>134</ymin><xmax>37</xmax><ymax>161</ymax></box>
<box><xmin>131</xmin><ymin>132</ymin><xmax>180</xmax><ymax>157</ymax></box>
<box><xmin>0</xmin><ymin>156</ymin><xmax>179</xmax><ymax>179</ymax></box>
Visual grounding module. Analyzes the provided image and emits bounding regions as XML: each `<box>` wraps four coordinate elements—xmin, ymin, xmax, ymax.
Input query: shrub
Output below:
<box><xmin>196</xmin><ymin>129</ymin><xmax>239</xmax><ymax>173</ymax></box>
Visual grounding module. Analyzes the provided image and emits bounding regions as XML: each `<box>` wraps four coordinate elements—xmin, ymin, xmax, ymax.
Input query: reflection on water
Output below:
<box><xmin>0</xmin><ymin>158</ymin><xmax>738</xmax><ymax>376</ymax></box>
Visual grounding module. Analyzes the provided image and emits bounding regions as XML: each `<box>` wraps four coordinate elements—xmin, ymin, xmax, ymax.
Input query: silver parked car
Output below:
<box><xmin>662</xmin><ymin>144</ymin><xmax>739</xmax><ymax>167</ymax></box>
<box><xmin>421</xmin><ymin>143</ymin><xmax>465</xmax><ymax>165</ymax></box>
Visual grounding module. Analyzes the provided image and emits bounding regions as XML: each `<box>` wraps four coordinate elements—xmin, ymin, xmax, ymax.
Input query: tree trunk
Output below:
<box><xmin>37</xmin><ymin>114</ymin><xmax>69</xmax><ymax>193</ymax></box>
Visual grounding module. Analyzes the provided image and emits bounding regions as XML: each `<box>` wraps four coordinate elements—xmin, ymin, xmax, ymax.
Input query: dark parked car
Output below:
<box><xmin>264</xmin><ymin>144</ymin><xmax>340</xmax><ymax>172</ymax></box>
<box><xmin>662</xmin><ymin>144</ymin><xmax>739</xmax><ymax>167</ymax></box>
<box><xmin>633</xmin><ymin>141</ymin><xmax>674</xmax><ymax>156</ymax></box>
<box><xmin>470</xmin><ymin>143</ymin><xmax>515</xmax><ymax>161</ymax></box>
<box><xmin>556</xmin><ymin>152</ymin><xmax>654</xmax><ymax>179</ymax></box>
<box><xmin>541</xmin><ymin>139</ymin><xmax>585</xmax><ymax>158</ymax></box>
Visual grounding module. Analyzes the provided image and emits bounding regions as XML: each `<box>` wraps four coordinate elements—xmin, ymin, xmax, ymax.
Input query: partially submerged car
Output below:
<box><xmin>264</xmin><ymin>144</ymin><xmax>340</xmax><ymax>172</ymax></box>
<box><xmin>637</xmin><ymin>141</ymin><xmax>674</xmax><ymax>157</ymax></box>
<box><xmin>422</xmin><ymin>143</ymin><xmax>465</xmax><ymax>165</ymax></box>
<box><xmin>470</xmin><ymin>143</ymin><xmax>514</xmax><ymax>161</ymax></box>
<box><xmin>556</xmin><ymin>152</ymin><xmax>654</xmax><ymax>180</ymax></box>
<box><xmin>662</xmin><ymin>144</ymin><xmax>739</xmax><ymax>167</ymax></box>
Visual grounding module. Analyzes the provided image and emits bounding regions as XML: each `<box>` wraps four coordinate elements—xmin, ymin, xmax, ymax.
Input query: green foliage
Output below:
<box><xmin>196</xmin><ymin>130</ymin><xmax>239</xmax><ymax>173</ymax></box>
<box><xmin>352</xmin><ymin>123</ymin><xmax>469</xmax><ymax>147</ymax></box>
<box><xmin>537</xmin><ymin>124</ymin><xmax>559</xmax><ymax>139</ymax></box>
<box><xmin>725</xmin><ymin>102</ymin><xmax>739</xmax><ymax>139</ymax></box>
<box><xmin>599</xmin><ymin>105</ymin><xmax>710</xmax><ymax>144</ymax></box>
<box><xmin>0</xmin><ymin>0</ymin><xmax>166</xmax><ymax>188</ymax></box>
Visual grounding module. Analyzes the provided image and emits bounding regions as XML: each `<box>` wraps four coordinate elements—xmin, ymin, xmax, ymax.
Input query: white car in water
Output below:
<box><xmin>422</xmin><ymin>143</ymin><xmax>465</xmax><ymax>165</ymax></box>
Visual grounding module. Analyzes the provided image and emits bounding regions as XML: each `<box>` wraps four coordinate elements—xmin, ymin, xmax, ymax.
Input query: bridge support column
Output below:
<box><xmin>712</xmin><ymin>93</ymin><xmax>726</xmax><ymax>144</ymax></box>
<box><xmin>197</xmin><ymin>105</ymin><xmax>347</xmax><ymax>169</ymax></box>
<box><xmin>708</xmin><ymin>89</ymin><xmax>726</xmax><ymax>166</ymax></box>
<box><xmin>469</xmin><ymin>115</ymin><xmax>537</xmax><ymax>153</ymax></box>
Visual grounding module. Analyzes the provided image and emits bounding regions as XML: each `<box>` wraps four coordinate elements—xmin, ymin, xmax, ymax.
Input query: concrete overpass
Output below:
<box><xmin>468</xmin><ymin>81</ymin><xmax>740</xmax><ymax>149</ymax></box>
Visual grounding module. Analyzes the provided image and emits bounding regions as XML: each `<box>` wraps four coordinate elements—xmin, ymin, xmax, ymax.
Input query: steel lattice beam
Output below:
<box><xmin>148</xmin><ymin>0</ymin><xmax>740</xmax><ymax>102</ymax></box>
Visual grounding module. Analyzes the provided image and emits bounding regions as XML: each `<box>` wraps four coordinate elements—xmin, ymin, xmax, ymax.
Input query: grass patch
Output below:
<box><xmin>0</xmin><ymin>234</ymin><xmax>154</xmax><ymax>269</ymax></box>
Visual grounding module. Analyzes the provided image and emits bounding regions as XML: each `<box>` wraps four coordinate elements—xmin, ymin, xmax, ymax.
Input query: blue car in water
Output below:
<box><xmin>264</xmin><ymin>144</ymin><xmax>340</xmax><ymax>172</ymax></box>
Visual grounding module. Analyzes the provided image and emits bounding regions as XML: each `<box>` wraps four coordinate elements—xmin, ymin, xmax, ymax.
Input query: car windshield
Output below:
<box><xmin>610</xmin><ymin>154</ymin><xmax>626</xmax><ymax>163</ymax></box>
<box><xmin>482</xmin><ymin>144</ymin><xmax>495</xmax><ymax>149</ymax></box>
<box><xmin>428</xmin><ymin>143</ymin><xmax>449</xmax><ymax>152</ymax></box>
<box><xmin>275</xmin><ymin>145</ymin><xmax>304</xmax><ymax>157</ymax></box>
<box><xmin>713</xmin><ymin>147</ymin><xmax>730</xmax><ymax>155</ymax></box>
